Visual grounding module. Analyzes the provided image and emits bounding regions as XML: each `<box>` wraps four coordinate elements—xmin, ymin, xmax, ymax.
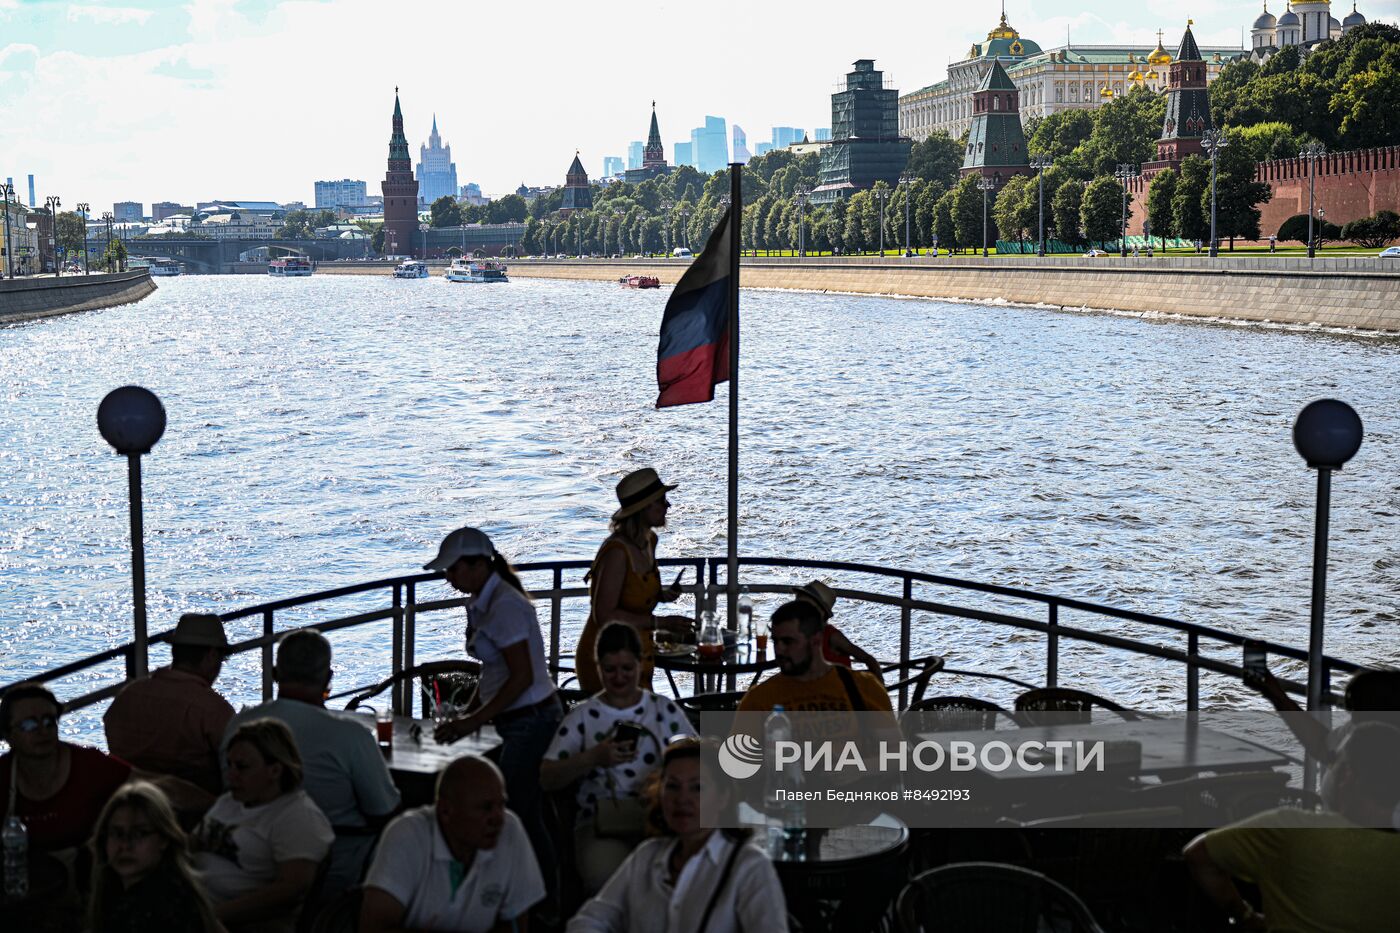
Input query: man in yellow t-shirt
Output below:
<box><xmin>1184</xmin><ymin>722</ymin><xmax>1400</xmax><ymax>932</ymax></box>
<box><xmin>737</xmin><ymin>600</ymin><xmax>895</xmax><ymax>746</ymax></box>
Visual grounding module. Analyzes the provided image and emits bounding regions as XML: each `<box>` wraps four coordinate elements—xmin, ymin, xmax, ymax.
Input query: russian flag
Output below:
<box><xmin>656</xmin><ymin>208</ymin><xmax>734</xmax><ymax>408</ymax></box>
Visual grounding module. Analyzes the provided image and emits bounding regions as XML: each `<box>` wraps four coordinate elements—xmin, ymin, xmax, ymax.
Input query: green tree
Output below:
<box><xmin>55</xmin><ymin>211</ymin><xmax>88</xmax><ymax>259</ymax></box>
<box><xmin>1080</xmin><ymin>176</ymin><xmax>1126</xmax><ymax>248</ymax></box>
<box><xmin>487</xmin><ymin>194</ymin><xmax>529</xmax><ymax>224</ymax></box>
<box><xmin>1027</xmin><ymin>109</ymin><xmax>1095</xmax><ymax>161</ymax></box>
<box><xmin>992</xmin><ymin>175</ymin><xmax>1032</xmax><ymax>247</ymax></box>
<box><xmin>905</xmin><ymin>132</ymin><xmax>965</xmax><ymax>188</ymax></box>
<box><xmin>1212</xmin><ymin>141</ymin><xmax>1273</xmax><ymax>247</ymax></box>
<box><xmin>276</xmin><ymin>210</ymin><xmax>310</xmax><ymax>238</ymax></box>
<box><xmin>1231</xmin><ymin>122</ymin><xmax>1313</xmax><ymax>163</ymax></box>
<box><xmin>102</xmin><ymin>237</ymin><xmax>127</xmax><ymax>272</ymax></box>
<box><xmin>1171</xmin><ymin>155</ymin><xmax>1210</xmax><ymax>245</ymax></box>
<box><xmin>1341</xmin><ymin>210</ymin><xmax>1400</xmax><ymax>248</ymax></box>
<box><xmin>953</xmin><ymin>175</ymin><xmax>987</xmax><ymax>252</ymax></box>
<box><xmin>843</xmin><ymin>191</ymin><xmax>871</xmax><ymax>253</ymax></box>
<box><xmin>932</xmin><ymin>190</ymin><xmax>958</xmax><ymax>252</ymax></box>
<box><xmin>429</xmin><ymin>196</ymin><xmax>462</xmax><ymax>228</ymax></box>
<box><xmin>1277</xmin><ymin>213</ymin><xmax>1342</xmax><ymax>245</ymax></box>
<box><xmin>1146</xmin><ymin>168</ymin><xmax>1177</xmax><ymax>248</ymax></box>
<box><xmin>1078</xmin><ymin>86</ymin><xmax>1166</xmax><ymax>176</ymax></box>
<box><xmin>369</xmin><ymin>223</ymin><xmax>385</xmax><ymax>255</ymax></box>
<box><xmin>1330</xmin><ymin>67</ymin><xmax>1400</xmax><ymax>149</ymax></box>
<box><xmin>1051</xmin><ymin>179</ymin><xmax>1085</xmax><ymax>246</ymax></box>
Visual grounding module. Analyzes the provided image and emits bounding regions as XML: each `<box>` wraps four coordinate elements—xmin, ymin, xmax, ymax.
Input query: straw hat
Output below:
<box><xmin>611</xmin><ymin>468</ymin><xmax>677</xmax><ymax>522</ymax></box>
<box><xmin>168</xmin><ymin>613</ymin><xmax>229</xmax><ymax>649</ymax></box>
<box><xmin>794</xmin><ymin>581</ymin><xmax>837</xmax><ymax>621</ymax></box>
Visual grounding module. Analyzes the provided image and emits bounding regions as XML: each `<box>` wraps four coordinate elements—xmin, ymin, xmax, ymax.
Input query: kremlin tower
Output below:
<box><xmin>381</xmin><ymin>89</ymin><xmax>420</xmax><ymax>258</ymax></box>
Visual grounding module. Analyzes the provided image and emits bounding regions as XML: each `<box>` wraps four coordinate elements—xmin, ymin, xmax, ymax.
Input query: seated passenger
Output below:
<box><xmin>87</xmin><ymin>781</ymin><xmax>221</xmax><ymax>933</ymax></box>
<box><xmin>195</xmin><ymin>718</ymin><xmax>334</xmax><ymax>933</ymax></box>
<box><xmin>737</xmin><ymin>600</ymin><xmax>894</xmax><ymax>744</ymax></box>
<box><xmin>567</xmin><ymin>738</ymin><xmax>788</xmax><ymax>933</ymax></box>
<box><xmin>222</xmin><ymin>629</ymin><xmax>400</xmax><ymax>893</ymax></box>
<box><xmin>794</xmin><ymin>580</ymin><xmax>884</xmax><ymax>681</ymax></box>
<box><xmin>1184</xmin><ymin>722</ymin><xmax>1400</xmax><ymax>932</ymax></box>
<box><xmin>104</xmin><ymin>612</ymin><xmax>235</xmax><ymax>795</ymax></box>
<box><xmin>540</xmin><ymin>622</ymin><xmax>696</xmax><ymax>892</ymax></box>
<box><xmin>1248</xmin><ymin>664</ymin><xmax>1400</xmax><ymax>765</ymax></box>
<box><xmin>0</xmin><ymin>682</ymin><xmax>132</xmax><ymax>853</ymax></box>
<box><xmin>360</xmin><ymin>756</ymin><xmax>545</xmax><ymax>933</ymax></box>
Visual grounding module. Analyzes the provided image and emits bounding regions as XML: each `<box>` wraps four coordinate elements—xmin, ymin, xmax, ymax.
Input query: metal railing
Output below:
<box><xmin>4</xmin><ymin>556</ymin><xmax>1362</xmax><ymax>716</ymax></box>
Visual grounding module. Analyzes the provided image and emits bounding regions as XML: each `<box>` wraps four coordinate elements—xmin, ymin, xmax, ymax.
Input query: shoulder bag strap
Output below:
<box><xmin>835</xmin><ymin>664</ymin><xmax>867</xmax><ymax>713</ymax></box>
<box><xmin>696</xmin><ymin>832</ymin><xmax>748</xmax><ymax>933</ymax></box>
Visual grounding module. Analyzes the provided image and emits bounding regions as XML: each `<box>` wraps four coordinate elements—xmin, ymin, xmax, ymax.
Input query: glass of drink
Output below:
<box><xmin>755</xmin><ymin>633</ymin><xmax>768</xmax><ymax>656</ymax></box>
<box><xmin>375</xmin><ymin>707</ymin><xmax>394</xmax><ymax>747</ymax></box>
<box><xmin>698</xmin><ymin>610</ymin><xmax>723</xmax><ymax>663</ymax></box>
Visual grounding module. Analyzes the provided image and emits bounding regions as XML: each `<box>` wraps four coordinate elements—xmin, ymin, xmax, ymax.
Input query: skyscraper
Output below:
<box><xmin>674</xmin><ymin>142</ymin><xmax>694</xmax><ymax>168</ymax></box>
<box><xmin>627</xmin><ymin>141</ymin><xmax>645</xmax><ymax>170</ymax></box>
<box><xmin>732</xmin><ymin>125</ymin><xmax>751</xmax><ymax>164</ymax></box>
<box><xmin>771</xmin><ymin>127</ymin><xmax>805</xmax><ymax>149</ymax></box>
<box><xmin>415</xmin><ymin>114</ymin><xmax>458</xmax><ymax>206</ymax></box>
<box><xmin>754</xmin><ymin>142</ymin><xmax>774</xmax><ymax>157</ymax></box>
<box><xmin>381</xmin><ymin>90</ymin><xmax>420</xmax><ymax>257</ymax></box>
<box><xmin>602</xmin><ymin>156</ymin><xmax>624</xmax><ymax>178</ymax></box>
<box><xmin>692</xmin><ymin>116</ymin><xmax>728</xmax><ymax>174</ymax></box>
<box><xmin>814</xmin><ymin>128</ymin><xmax>832</xmax><ymax>141</ymax></box>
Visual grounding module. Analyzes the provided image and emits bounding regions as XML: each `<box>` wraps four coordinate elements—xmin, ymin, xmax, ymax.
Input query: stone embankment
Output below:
<box><xmin>504</xmin><ymin>255</ymin><xmax>1400</xmax><ymax>333</ymax></box>
<box><xmin>0</xmin><ymin>271</ymin><xmax>157</xmax><ymax>324</ymax></box>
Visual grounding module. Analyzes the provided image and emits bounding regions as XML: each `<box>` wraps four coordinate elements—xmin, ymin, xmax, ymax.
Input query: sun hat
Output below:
<box><xmin>423</xmin><ymin>527</ymin><xmax>496</xmax><ymax>571</ymax></box>
<box><xmin>611</xmin><ymin>468</ymin><xmax>677</xmax><ymax>522</ymax></box>
<box><xmin>794</xmin><ymin>581</ymin><xmax>837</xmax><ymax>621</ymax></box>
<box><xmin>168</xmin><ymin>612</ymin><xmax>230</xmax><ymax>649</ymax></box>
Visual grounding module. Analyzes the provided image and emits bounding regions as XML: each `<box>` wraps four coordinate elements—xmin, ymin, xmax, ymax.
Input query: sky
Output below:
<box><xmin>2</xmin><ymin>0</ymin><xmax>1398</xmax><ymax>210</ymax></box>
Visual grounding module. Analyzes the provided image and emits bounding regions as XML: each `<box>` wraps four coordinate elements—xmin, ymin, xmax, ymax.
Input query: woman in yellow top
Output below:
<box><xmin>575</xmin><ymin>468</ymin><xmax>692</xmax><ymax>693</ymax></box>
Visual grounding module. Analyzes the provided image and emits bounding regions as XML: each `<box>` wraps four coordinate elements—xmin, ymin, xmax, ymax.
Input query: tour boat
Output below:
<box><xmin>619</xmin><ymin>274</ymin><xmax>661</xmax><ymax>289</ymax></box>
<box><xmin>445</xmin><ymin>257</ymin><xmax>508</xmax><ymax>283</ymax></box>
<box><xmin>393</xmin><ymin>260</ymin><xmax>429</xmax><ymax>279</ymax></box>
<box><xmin>268</xmin><ymin>256</ymin><xmax>313</xmax><ymax>277</ymax></box>
<box><xmin>148</xmin><ymin>259</ymin><xmax>182</xmax><ymax>277</ymax></box>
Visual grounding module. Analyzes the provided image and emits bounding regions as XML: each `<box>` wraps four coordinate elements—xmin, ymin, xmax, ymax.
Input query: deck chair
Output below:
<box><xmin>897</xmin><ymin>861</ymin><xmax>1106</xmax><ymax>933</ymax></box>
<box><xmin>1014</xmin><ymin>688</ymin><xmax>1137</xmax><ymax>726</ymax></box>
<box><xmin>343</xmin><ymin>659</ymin><xmax>481</xmax><ymax>719</ymax></box>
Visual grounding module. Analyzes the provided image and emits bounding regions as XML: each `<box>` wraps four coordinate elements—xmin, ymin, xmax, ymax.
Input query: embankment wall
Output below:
<box><xmin>0</xmin><ymin>271</ymin><xmax>157</xmax><ymax>324</ymax></box>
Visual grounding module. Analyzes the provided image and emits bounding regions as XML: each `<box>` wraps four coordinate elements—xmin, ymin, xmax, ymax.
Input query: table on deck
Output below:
<box><xmin>768</xmin><ymin>820</ymin><xmax>910</xmax><ymax>933</ymax></box>
<box><xmin>653</xmin><ymin>648</ymin><xmax>777</xmax><ymax>697</ymax></box>
<box><xmin>339</xmin><ymin>711</ymin><xmax>502</xmax><ymax>805</ymax></box>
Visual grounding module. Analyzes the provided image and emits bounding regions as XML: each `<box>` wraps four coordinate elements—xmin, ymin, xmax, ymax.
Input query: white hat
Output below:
<box><xmin>423</xmin><ymin>527</ymin><xmax>496</xmax><ymax>571</ymax></box>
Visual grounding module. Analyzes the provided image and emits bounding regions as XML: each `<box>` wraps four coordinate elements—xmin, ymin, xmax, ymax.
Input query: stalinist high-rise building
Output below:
<box><xmin>415</xmin><ymin>115</ymin><xmax>458</xmax><ymax>207</ymax></box>
<box><xmin>381</xmin><ymin>90</ymin><xmax>420</xmax><ymax>258</ymax></box>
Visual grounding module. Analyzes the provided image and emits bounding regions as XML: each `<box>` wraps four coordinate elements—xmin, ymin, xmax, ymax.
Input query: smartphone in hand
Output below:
<box><xmin>612</xmin><ymin>721</ymin><xmax>645</xmax><ymax>750</ymax></box>
<box><xmin>1243</xmin><ymin>640</ymin><xmax>1268</xmax><ymax>678</ymax></box>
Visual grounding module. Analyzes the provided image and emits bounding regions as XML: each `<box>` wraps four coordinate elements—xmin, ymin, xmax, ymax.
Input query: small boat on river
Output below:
<box><xmin>445</xmin><ymin>257</ymin><xmax>508</xmax><ymax>283</ymax></box>
<box><xmin>148</xmin><ymin>259</ymin><xmax>182</xmax><ymax>277</ymax></box>
<box><xmin>268</xmin><ymin>256</ymin><xmax>313</xmax><ymax>277</ymax></box>
<box><xmin>619</xmin><ymin>274</ymin><xmax>661</xmax><ymax>289</ymax></box>
<box><xmin>393</xmin><ymin>260</ymin><xmax>429</xmax><ymax>279</ymax></box>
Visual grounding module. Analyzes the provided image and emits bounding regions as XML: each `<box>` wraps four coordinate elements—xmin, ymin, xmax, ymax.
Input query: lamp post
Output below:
<box><xmin>1</xmin><ymin>180</ymin><xmax>14</xmax><ymax>279</ymax></box>
<box><xmin>1030</xmin><ymin>155</ymin><xmax>1053</xmax><ymax>257</ymax></box>
<box><xmin>660</xmin><ymin>200</ymin><xmax>674</xmax><ymax>256</ymax></box>
<box><xmin>1292</xmin><ymin>399</ymin><xmax>1363</xmax><ymax>713</ymax></box>
<box><xmin>976</xmin><ymin>177</ymin><xmax>995</xmax><ymax>258</ymax></box>
<box><xmin>1114</xmin><ymin>164</ymin><xmax>1139</xmax><ymax>258</ymax></box>
<box><xmin>1300</xmin><ymin>142</ymin><xmax>1326</xmax><ymax>259</ymax></box>
<box><xmin>793</xmin><ymin>185</ymin><xmax>810</xmax><ymax>258</ymax></box>
<box><xmin>102</xmin><ymin>212</ymin><xmax>114</xmax><ymax>272</ymax></box>
<box><xmin>97</xmin><ymin>386</ymin><xmax>168</xmax><ymax>679</ymax></box>
<box><xmin>76</xmin><ymin>202</ymin><xmax>90</xmax><ymax>274</ymax></box>
<box><xmin>1201</xmin><ymin>128</ymin><xmax>1228</xmax><ymax>258</ymax></box>
<box><xmin>1143</xmin><ymin>217</ymin><xmax>1154</xmax><ymax>258</ymax></box>
<box><xmin>874</xmin><ymin>186</ymin><xmax>890</xmax><ymax>256</ymax></box>
<box><xmin>45</xmin><ymin>195</ymin><xmax>61</xmax><ymax>275</ymax></box>
<box><xmin>419</xmin><ymin>222</ymin><xmax>428</xmax><ymax>261</ymax></box>
<box><xmin>898</xmin><ymin>173</ymin><xmax>913</xmax><ymax>257</ymax></box>
<box><xmin>679</xmin><ymin>209</ymin><xmax>691</xmax><ymax>250</ymax></box>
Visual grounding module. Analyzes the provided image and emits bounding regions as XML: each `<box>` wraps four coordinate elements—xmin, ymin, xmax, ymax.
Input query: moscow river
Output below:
<box><xmin>3</xmin><ymin>274</ymin><xmax>1399</xmax><ymax>742</ymax></box>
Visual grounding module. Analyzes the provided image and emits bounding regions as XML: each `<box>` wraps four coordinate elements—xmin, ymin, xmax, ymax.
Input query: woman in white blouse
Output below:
<box><xmin>566</xmin><ymin>738</ymin><xmax>788</xmax><ymax>933</ymax></box>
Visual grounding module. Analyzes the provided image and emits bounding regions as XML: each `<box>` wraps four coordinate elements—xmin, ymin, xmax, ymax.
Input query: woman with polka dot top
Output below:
<box><xmin>541</xmin><ymin>623</ymin><xmax>696</xmax><ymax>893</ymax></box>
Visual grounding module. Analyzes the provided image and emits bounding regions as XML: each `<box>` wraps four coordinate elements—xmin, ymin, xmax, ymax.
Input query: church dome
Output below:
<box><xmin>1147</xmin><ymin>39</ymin><xmax>1173</xmax><ymax>65</ymax></box>
<box><xmin>1344</xmin><ymin>3</ymin><xmax>1367</xmax><ymax>27</ymax></box>
<box><xmin>1278</xmin><ymin>8</ymin><xmax>1300</xmax><ymax>26</ymax></box>
<box><xmin>1253</xmin><ymin>5</ymin><xmax>1278</xmax><ymax>29</ymax></box>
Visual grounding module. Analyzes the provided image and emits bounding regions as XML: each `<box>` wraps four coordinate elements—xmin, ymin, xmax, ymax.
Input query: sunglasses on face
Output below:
<box><xmin>15</xmin><ymin>714</ymin><xmax>58</xmax><ymax>733</ymax></box>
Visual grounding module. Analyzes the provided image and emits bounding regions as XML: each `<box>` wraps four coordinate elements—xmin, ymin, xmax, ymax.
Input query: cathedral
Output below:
<box><xmin>1249</xmin><ymin>2</ymin><xmax>1368</xmax><ymax>61</ymax></box>
<box><xmin>415</xmin><ymin>115</ymin><xmax>459</xmax><ymax>207</ymax></box>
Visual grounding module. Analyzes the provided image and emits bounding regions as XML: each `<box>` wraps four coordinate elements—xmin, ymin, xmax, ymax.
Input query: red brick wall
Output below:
<box><xmin>1124</xmin><ymin>146</ymin><xmax>1400</xmax><ymax>243</ymax></box>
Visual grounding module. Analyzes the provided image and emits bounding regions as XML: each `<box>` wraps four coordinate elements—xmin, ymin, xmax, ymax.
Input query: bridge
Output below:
<box><xmin>123</xmin><ymin>237</ymin><xmax>367</xmax><ymax>273</ymax></box>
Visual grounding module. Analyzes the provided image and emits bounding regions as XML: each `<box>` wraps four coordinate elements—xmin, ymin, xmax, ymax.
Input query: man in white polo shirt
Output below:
<box><xmin>360</xmin><ymin>755</ymin><xmax>544</xmax><ymax>933</ymax></box>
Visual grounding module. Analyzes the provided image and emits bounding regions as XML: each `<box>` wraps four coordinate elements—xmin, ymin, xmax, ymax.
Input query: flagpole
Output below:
<box><xmin>726</xmin><ymin>163</ymin><xmax>742</xmax><ymax>636</ymax></box>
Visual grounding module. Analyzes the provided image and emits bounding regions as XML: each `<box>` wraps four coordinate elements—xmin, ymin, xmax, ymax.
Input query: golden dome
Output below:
<box><xmin>1147</xmin><ymin>33</ymin><xmax>1173</xmax><ymax>66</ymax></box>
<box><xmin>987</xmin><ymin>11</ymin><xmax>1018</xmax><ymax>40</ymax></box>
<box><xmin>1129</xmin><ymin>70</ymin><xmax>1144</xmax><ymax>81</ymax></box>
<box><xmin>1100</xmin><ymin>86</ymin><xmax>1114</xmax><ymax>97</ymax></box>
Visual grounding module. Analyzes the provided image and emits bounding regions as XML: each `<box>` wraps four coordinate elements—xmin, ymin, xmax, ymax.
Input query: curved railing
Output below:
<box><xmin>4</xmin><ymin>556</ymin><xmax>1363</xmax><ymax>717</ymax></box>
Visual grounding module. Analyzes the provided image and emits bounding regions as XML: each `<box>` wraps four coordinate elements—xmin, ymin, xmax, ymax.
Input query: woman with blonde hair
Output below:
<box><xmin>87</xmin><ymin>781</ymin><xmax>221</xmax><ymax>933</ymax></box>
<box><xmin>575</xmin><ymin>469</ymin><xmax>693</xmax><ymax>693</ymax></box>
<box><xmin>193</xmin><ymin>718</ymin><xmax>333</xmax><ymax>933</ymax></box>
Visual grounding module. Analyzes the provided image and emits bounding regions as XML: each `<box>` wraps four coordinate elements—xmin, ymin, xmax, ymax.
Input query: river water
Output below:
<box><xmin>3</xmin><ymin>274</ymin><xmax>1399</xmax><ymax>742</ymax></box>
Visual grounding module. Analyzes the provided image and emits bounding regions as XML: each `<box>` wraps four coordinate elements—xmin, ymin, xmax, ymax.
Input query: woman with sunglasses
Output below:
<box><xmin>0</xmin><ymin>682</ymin><xmax>132</xmax><ymax>854</ymax></box>
<box><xmin>87</xmin><ymin>781</ymin><xmax>221</xmax><ymax>933</ymax></box>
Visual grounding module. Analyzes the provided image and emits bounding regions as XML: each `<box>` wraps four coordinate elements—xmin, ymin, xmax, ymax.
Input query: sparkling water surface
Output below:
<box><xmin>3</xmin><ymin>274</ymin><xmax>1399</xmax><ymax>744</ymax></box>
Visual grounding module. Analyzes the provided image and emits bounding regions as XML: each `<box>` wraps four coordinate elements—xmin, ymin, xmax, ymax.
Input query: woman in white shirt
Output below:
<box><xmin>541</xmin><ymin>622</ymin><xmax>696</xmax><ymax>892</ymax></box>
<box><xmin>425</xmin><ymin>526</ymin><xmax>563</xmax><ymax>883</ymax></box>
<box><xmin>567</xmin><ymin>738</ymin><xmax>788</xmax><ymax>933</ymax></box>
<box><xmin>193</xmin><ymin>718</ymin><xmax>334</xmax><ymax>933</ymax></box>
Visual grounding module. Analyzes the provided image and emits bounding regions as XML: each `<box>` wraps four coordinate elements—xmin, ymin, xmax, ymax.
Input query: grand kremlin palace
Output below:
<box><xmin>898</xmin><ymin>6</ymin><xmax>1369</xmax><ymax>143</ymax></box>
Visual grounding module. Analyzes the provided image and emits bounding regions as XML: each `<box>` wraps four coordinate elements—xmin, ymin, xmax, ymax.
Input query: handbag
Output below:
<box><xmin>592</xmin><ymin>721</ymin><xmax>658</xmax><ymax>839</ymax></box>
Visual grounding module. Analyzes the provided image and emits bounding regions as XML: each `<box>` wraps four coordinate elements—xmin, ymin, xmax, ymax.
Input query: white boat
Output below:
<box><xmin>444</xmin><ymin>257</ymin><xmax>508</xmax><ymax>283</ymax></box>
<box><xmin>268</xmin><ymin>256</ymin><xmax>313</xmax><ymax>277</ymax></box>
<box><xmin>393</xmin><ymin>260</ymin><xmax>429</xmax><ymax>279</ymax></box>
<box><xmin>149</xmin><ymin>259</ymin><xmax>182</xmax><ymax>277</ymax></box>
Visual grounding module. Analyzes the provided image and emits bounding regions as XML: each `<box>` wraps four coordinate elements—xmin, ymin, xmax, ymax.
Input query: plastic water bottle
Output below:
<box><xmin>3</xmin><ymin>814</ymin><xmax>27</xmax><ymax>898</ymax></box>
<box><xmin>763</xmin><ymin>705</ymin><xmax>806</xmax><ymax>861</ymax></box>
<box><xmin>737</xmin><ymin>588</ymin><xmax>753</xmax><ymax>645</ymax></box>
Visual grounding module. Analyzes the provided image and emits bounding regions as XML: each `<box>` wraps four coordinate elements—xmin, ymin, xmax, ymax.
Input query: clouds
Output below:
<box><xmin>66</xmin><ymin>5</ymin><xmax>156</xmax><ymax>26</ymax></box>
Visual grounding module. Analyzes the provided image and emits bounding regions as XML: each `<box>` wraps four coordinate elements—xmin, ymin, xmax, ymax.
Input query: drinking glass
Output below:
<box><xmin>375</xmin><ymin>707</ymin><xmax>394</xmax><ymax>746</ymax></box>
